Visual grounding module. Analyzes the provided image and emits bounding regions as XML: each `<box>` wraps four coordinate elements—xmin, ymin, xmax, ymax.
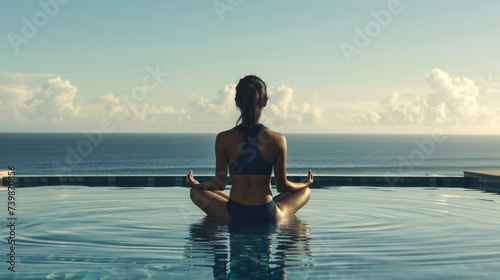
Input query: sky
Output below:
<box><xmin>1</xmin><ymin>0</ymin><xmax>500</xmax><ymax>134</ymax></box>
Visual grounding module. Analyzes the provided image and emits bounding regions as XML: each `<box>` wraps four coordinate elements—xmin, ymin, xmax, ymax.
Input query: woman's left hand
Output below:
<box><xmin>186</xmin><ymin>170</ymin><xmax>200</xmax><ymax>187</ymax></box>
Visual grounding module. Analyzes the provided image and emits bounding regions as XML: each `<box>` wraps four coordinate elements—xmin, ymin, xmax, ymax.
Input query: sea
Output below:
<box><xmin>1</xmin><ymin>133</ymin><xmax>499</xmax><ymax>176</ymax></box>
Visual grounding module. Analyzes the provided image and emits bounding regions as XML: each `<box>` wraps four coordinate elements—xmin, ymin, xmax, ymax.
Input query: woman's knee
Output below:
<box><xmin>294</xmin><ymin>186</ymin><xmax>311</xmax><ymax>203</ymax></box>
<box><xmin>190</xmin><ymin>188</ymin><xmax>212</xmax><ymax>211</ymax></box>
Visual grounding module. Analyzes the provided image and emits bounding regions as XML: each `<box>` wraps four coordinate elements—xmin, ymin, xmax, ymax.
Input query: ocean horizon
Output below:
<box><xmin>1</xmin><ymin>133</ymin><xmax>499</xmax><ymax>177</ymax></box>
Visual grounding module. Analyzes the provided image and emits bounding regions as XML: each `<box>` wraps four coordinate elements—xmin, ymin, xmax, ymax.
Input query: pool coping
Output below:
<box><xmin>1</xmin><ymin>171</ymin><xmax>499</xmax><ymax>193</ymax></box>
<box><xmin>464</xmin><ymin>171</ymin><xmax>500</xmax><ymax>193</ymax></box>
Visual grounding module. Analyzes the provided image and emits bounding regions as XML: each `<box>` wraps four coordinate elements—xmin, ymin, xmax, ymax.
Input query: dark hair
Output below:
<box><xmin>234</xmin><ymin>75</ymin><xmax>267</xmax><ymax>134</ymax></box>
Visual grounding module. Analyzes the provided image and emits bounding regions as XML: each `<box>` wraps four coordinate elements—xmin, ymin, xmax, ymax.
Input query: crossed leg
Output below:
<box><xmin>273</xmin><ymin>187</ymin><xmax>311</xmax><ymax>219</ymax></box>
<box><xmin>190</xmin><ymin>187</ymin><xmax>310</xmax><ymax>220</ymax></box>
<box><xmin>190</xmin><ymin>188</ymin><xmax>231</xmax><ymax>219</ymax></box>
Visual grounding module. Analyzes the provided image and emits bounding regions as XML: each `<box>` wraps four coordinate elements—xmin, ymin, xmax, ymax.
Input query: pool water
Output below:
<box><xmin>1</xmin><ymin>186</ymin><xmax>499</xmax><ymax>279</ymax></box>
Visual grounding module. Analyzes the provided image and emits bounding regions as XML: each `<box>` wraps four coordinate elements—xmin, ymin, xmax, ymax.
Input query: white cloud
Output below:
<box><xmin>265</xmin><ymin>85</ymin><xmax>324</xmax><ymax>127</ymax></box>
<box><xmin>352</xmin><ymin>68</ymin><xmax>500</xmax><ymax>125</ymax></box>
<box><xmin>0</xmin><ymin>72</ymin><xmax>188</xmax><ymax>127</ymax></box>
<box><xmin>0</xmin><ymin>75</ymin><xmax>83</xmax><ymax>123</ymax></box>
<box><xmin>28</xmin><ymin>77</ymin><xmax>83</xmax><ymax>122</ymax></box>
<box><xmin>188</xmin><ymin>84</ymin><xmax>239</xmax><ymax>125</ymax></box>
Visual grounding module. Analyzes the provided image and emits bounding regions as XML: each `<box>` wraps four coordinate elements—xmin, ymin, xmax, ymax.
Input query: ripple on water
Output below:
<box><xmin>1</xmin><ymin>186</ymin><xmax>499</xmax><ymax>279</ymax></box>
<box><xmin>304</xmin><ymin>187</ymin><xmax>500</xmax><ymax>278</ymax></box>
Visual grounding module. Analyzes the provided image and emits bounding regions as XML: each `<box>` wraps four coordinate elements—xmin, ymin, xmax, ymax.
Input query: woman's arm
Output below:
<box><xmin>186</xmin><ymin>132</ymin><xmax>228</xmax><ymax>191</ymax></box>
<box><xmin>273</xmin><ymin>134</ymin><xmax>313</xmax><ymax>193</ymax></box>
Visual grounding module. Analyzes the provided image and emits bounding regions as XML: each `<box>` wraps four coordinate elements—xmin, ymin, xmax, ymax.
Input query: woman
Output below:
<box><xmin>186</xmin><ymin>75</ymin><xmax>312</xmax><ymax>220</ymax></box>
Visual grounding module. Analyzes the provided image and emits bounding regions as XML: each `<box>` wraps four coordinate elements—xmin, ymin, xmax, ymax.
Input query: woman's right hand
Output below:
<box><xmin>302</xmin><ymin>170</ymin><xmax>313</xmax><ymax>187</ymax></box>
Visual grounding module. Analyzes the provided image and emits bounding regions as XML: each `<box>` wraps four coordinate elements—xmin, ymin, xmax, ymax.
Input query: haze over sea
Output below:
<box><xmin>1</xmin><ymin>133</ymin><xmax>499</xmax><ymax>177</ymax></box>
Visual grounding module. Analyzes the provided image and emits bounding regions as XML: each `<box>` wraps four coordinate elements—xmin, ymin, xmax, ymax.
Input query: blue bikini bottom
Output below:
<box><xmin>226</xmin><ymin>198</ymin><xmax>276</xmax><ymax>220</ymax></box>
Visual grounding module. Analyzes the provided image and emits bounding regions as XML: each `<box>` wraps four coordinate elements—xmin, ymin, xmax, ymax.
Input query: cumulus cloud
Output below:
<box><xmin>265</xmin><ymin>85</ymin><xmax>324</xmax><ymax>126</ymax></box>
<box><xmin>188</xmin><ymin>84</ymin><xmax>239</xmax><ymax>124</ymax></box>
<box><xmin>26</xmin><ymin>77</ymin><xmax>83</xmax><ymax>121</ymax></box>
<box><xmin>352</xmin><ymin>68</ymin><xmax>500</xmax><ymax>125</ymax></box>
<box><xmin>0</xmin><ymin>72</ymin><xmax>188</xmax><ymax>126</ymax></box>
<box><xmin>0</xmin><ymin>75</ymin><xmax>83</xmax><ymax>123</ymax></box>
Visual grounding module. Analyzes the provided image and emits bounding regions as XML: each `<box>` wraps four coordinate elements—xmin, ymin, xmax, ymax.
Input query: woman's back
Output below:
<box><xmin>220</xmin><ymin>124</ymin><xmax>283</xmax><ymax>205</ymax></box>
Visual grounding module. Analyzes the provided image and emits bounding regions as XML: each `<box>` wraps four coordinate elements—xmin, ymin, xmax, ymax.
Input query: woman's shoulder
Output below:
<box><xmin>215</xmin><ymin>128</ymin><xmax>239</xmax><ymax>143</ymax></box>
<box><xmin>262</xmin><ymin>126</ymin><xmax>283</xmax><ymax>138</ymax></box>
<box><xmin>217</xmin><ymin>127</ymin><xmax>237</xmax><ymax>137</ymax></box>
<box><xmin>261</xmin><ymin>127</ymin><xmax>286</xmax><ymax>147</ymax></box>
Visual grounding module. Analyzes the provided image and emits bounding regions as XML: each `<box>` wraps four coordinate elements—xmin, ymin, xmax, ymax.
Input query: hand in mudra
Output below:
<box><xmin>302</xmin><ymin>170</ymin><xmax>313</xmax><ymax>187</ymax></box>
<box><xmin>186</xmin><ymin>170</ymin><xmax>200</xmax><ymax>187</ymax></box>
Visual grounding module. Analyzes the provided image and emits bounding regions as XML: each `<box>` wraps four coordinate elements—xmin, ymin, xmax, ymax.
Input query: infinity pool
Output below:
<box><xmin>1</xmin><ymin>186</ymin><xmax>499</xmax><ymax>279</ymax></box>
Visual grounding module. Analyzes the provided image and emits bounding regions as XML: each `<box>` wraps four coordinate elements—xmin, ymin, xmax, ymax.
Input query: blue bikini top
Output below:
<box><xmin>228</xmin><ymin>124</ymin><xmax>273</xmax><ymax>176</ymax></box>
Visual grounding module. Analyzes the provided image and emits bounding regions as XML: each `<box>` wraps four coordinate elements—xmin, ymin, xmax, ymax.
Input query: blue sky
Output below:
<box><xmin>1</xmin><ymin>0</ymin><xmax>500</xmax><ymax>133</ymax></box>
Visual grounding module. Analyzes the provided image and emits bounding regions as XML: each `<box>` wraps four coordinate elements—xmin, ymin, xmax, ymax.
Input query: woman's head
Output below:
<box><xmin>234</xmin><ymin>75</ymin><xmax>268</xmax><ymax>134</ymax></box>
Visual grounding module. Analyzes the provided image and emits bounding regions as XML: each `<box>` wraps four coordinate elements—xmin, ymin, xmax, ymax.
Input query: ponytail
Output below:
<box><xmin>234</xmin><ymin>75</ymin><xmax>267</xmax><ymax>134</ymax></box>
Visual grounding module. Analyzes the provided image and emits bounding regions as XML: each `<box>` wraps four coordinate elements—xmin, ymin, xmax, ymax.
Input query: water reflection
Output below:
<box><xmin>185</xmin><ymin>216</ymin><xmax>312</xmax><ymax>279</ymax></box>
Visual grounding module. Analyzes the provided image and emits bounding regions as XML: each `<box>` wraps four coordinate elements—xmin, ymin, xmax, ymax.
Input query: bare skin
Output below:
<box><xmin>187</xmin><ymin>119</ymin><xmax>313</xmax><ymax>220</ymax></box>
